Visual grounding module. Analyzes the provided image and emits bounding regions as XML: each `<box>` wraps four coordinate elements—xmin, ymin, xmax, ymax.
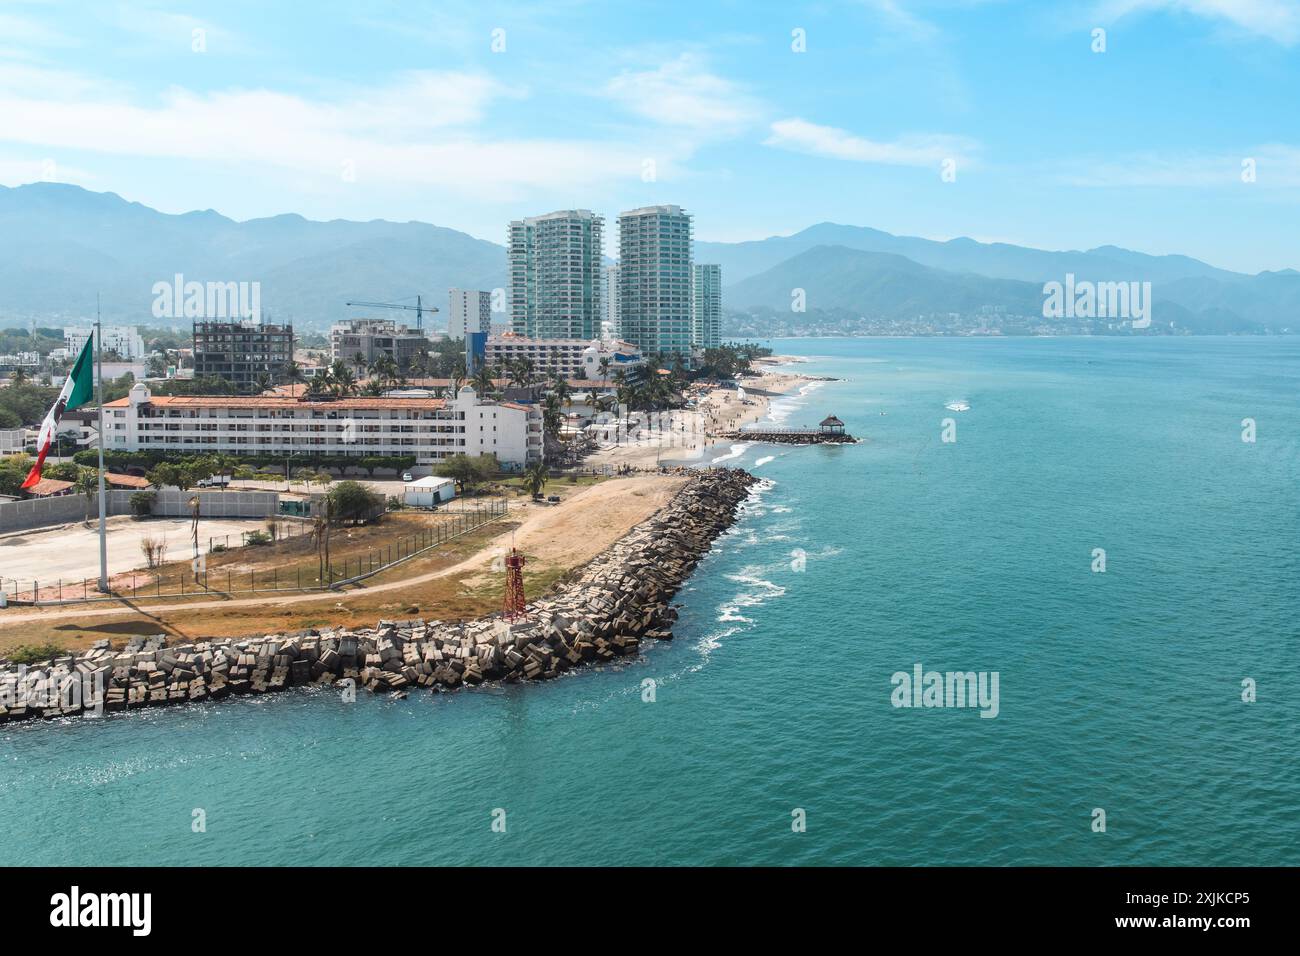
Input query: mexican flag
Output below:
<box><xmin>21</xmin><ymin>334</ymin><xmax>96</xmax><ymax>490</ymax></box>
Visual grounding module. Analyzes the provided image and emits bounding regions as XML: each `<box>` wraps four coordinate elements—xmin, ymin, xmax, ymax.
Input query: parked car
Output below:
<box><xmin>402</xmin><ymin>472</ymin><xmax>413</xmax><ymax>482</ymax></box>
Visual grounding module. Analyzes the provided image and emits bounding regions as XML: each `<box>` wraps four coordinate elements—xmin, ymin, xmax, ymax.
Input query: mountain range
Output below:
<box><xmin>1</xmin><ymin>183</ymin><xmax>1294</xmax><ymax>334</ymax></box>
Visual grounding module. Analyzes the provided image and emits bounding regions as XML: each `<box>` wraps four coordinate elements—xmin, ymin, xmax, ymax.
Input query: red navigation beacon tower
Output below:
<box><xmin>503</xmin><ymin>548</ymin><xmax>527</xmax><ymax>620</ymax></box>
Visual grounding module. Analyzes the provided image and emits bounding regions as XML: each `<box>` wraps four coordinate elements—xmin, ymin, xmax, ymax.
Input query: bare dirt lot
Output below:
<box><xmin>0</xmin><ymin>474</ymin><xmax>686</xmax><ymax>654</ymax></box>
<box><xmin>0</xmin><ymin>516</ymin><xmax>274</xmax><ymax>587</ymax></box>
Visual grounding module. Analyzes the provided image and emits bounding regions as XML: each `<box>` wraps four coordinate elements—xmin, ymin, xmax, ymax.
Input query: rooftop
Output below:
<box><xmin>106</xmin><ymin>394</ymin><xmax>447</xmax><ymax>411</ymax></box>
<box><xmin>25</xmin><ymin>477</ymin><xmax>73</xmax><ymax>497</ymax></box>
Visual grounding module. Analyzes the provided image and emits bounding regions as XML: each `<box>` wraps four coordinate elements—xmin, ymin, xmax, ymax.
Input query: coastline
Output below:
<box><xmin>582</xmin><ymin>355</ymin><xmax>827</xmax><ymax>470</ymax></box>
<box><xmin>0</xmin><ymin>469</ymin><xmax>759</xmax><ymax>724</ymax></box>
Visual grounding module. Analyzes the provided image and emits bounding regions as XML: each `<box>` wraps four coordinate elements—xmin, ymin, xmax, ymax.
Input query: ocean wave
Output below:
<box><xmin>754</xmin><ymin>455</ymin><xmax>775</xmax><ymax>468</ymax></box>
<box><xmin>710</xmin><ymin>442</ymin><xmax>751</xmax><ymax>464</ymax></box>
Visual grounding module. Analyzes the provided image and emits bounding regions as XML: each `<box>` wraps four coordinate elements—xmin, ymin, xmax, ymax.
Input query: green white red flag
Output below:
<box><xmin>21</xmin><ymin>334</ymin><xmax>96</xmax><ymax>490</ymax></box>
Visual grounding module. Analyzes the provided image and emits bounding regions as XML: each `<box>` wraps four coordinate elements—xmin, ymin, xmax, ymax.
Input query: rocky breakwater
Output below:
<box><xmin>0</xmin><ymin>468</ymin><xmax>759</xmax><ymax>724</ymax></box>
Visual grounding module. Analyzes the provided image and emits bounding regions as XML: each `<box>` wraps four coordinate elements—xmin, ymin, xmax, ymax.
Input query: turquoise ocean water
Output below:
<box><xmin>2</xmin><ymin>337</ymin><xmax>1296</xmax><ymax>866</ymax></box>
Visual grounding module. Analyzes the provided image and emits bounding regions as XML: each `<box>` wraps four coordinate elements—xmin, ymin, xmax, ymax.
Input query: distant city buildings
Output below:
<box><xmin>105</xmin><ymin>383</ymin><xmax>542</xmax><ymax>469</ymax></box>
<box><xmin>192</xmin><ymin>319</ymin><xmax>293</xmax><ymax>391</ymax></box>
<box><xmin>447</xmin><ymin>289</ymin><xmax>492</xmax><ymax>341</ymax></box>
<box><xmin>617</xmin><ymin>205</ymin><xmax>693</xmax><ymax>357</ymax></box>
<box><xmin>691</xmin><ymin>263</ymin><xmax>722</xmax><ymax>349</ymax></box>
<box><xmin>507</xmin><ymin>209</ymin><xmax>604</xmax><ymax>341</ymax></box>
<box><xmin>329</xmin><ymin>318</ymin><xmax>428</xmax><ymax>371</ymax></box>
<box><xmin>64</xmin><ymin>325</ymin><xmax>145</xmax><ymax>360</ymax></box>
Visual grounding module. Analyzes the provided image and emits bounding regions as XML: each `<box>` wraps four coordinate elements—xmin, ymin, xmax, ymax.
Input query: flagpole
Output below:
<box><xmin>96</xmin><ymin>296</ymin><xmax>108</xmax><ymax>593</ymax></box>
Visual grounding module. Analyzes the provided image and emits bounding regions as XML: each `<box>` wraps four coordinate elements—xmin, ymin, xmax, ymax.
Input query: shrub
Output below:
<box><xmin>327</xmin><ymin>480</ymin><xmax>383</xmax><ymax>524</ymax></box>
<box><xmin>129</xmin><ymin>490</ymin><xmax>156</xmax><ymax>516</ymax></box>
<box><xmin>245</xmin><ymin>530</ymin><xmax>273</xmax><ymax>546</ymax></box>
<box><xmin>141</xmin><ymin>535</ymin><xmax>167</xmax><ymax>569</ymax></box>
<box><xmin>8</xmin><ymin>642</ymin><xmax>67</xmax><ymax>665</ymax></box>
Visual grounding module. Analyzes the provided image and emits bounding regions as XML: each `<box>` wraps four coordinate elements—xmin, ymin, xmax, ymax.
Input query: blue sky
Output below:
<box><xmin>1</xmin><ymin>0</ymin><xmax>1297</xmax><ymax>272</ymax></box>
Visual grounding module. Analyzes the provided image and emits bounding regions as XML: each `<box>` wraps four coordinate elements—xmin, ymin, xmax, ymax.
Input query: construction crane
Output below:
<box><xmin>344</xmin><ymin>295</ymin><xmax>438</xmax><ymax>332</ymax></box>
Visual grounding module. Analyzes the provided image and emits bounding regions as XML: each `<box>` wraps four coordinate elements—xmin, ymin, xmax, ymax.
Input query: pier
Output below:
<box><xmin>724</xmin><ymin>415</ymin><xmax>855</xmax><ymax>445</ymax></box>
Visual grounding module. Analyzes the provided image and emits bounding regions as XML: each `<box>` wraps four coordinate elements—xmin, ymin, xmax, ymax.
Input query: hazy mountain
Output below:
<box><xmin>725</xmin><ymin>244</ymin><xmax>1295</xmax><ymax>333</ymax></box>
<box><xmin>3</xmin><ymin>184</ymin><xmax>1292</xmax><ymax>335</ymax></box>
<box><xmin>0</xmin><ymin>183</ymin><xmax>506</xmax><ymax>330</ymax></box>
<box><xmin>697</xmin><ymin>221</ymin><xmax>1243</xmax><ymax>286</ymax></box>
<box><xmin>726</xmin><ymin>245</ymin><xmax>1044</xmax><ymax>317</ymax></box>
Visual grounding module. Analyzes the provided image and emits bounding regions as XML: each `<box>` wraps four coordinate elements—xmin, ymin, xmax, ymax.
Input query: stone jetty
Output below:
<box><xmin>722</xmin><ymin>429</ymin><xmax>856</xmax><ymax>445</ymax></box>
<box><xmin>0</xmin><ymin>468</ymin><xmax>759</xmax><ymax>724</ymax></box>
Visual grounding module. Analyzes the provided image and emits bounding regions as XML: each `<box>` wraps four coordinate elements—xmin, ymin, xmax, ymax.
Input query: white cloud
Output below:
<box><xmin>764</xmin><ymin>117</ymin><xmax>978</xmax><ymax>167</ymax></box>
<box><xmin>604</xmin><ymin>53</ymin><xmax>763</xmax><ymax>133</ymax></box>
<box><xmin>1095</xmin><ymin>0</ymin><xmax>1300</xmax><ymax>45</ymax></box>
<box><xmin>0</xmin><ymin>67</ymin><xmax>682</xmax><ymax>199</ymax></box>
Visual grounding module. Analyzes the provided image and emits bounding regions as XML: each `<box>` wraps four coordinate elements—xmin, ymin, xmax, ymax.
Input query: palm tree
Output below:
<box><xmin>329</xmin><ymin>360</ymin><xmax>356</xmax><ymax>396</ymax></box>
<box><xmin>549</xmin><ymin>372</ymin><xmax>571</xmax><ymax>408</ymax></box>
<box><xmin>598</xmin><ymin>356</ymin><xmax>611</xmax><ymax>384</ymax></box>
<box><xmin>370</xmin><ymin>354</ymin><xmax>399</xmax><ymax>391</ymax></box>
<box><xmin>352</xmin><ymin>351</ymin><xmax>369</xmax><ymax>380</ymax></box>
<box><xmin>472</xmin><ymin>363</ymin><xmax>494</xmax><ymax>398</ymax></box>
<box><xmin>282</xmin><ymin>360</ymin><xmax>304</xmax><ymax>397</ymax></box>
<box><xmin>524</xmin><ymin>458</ymin><xmax>548</xmax><ymax>499</ymax></box>
<box><xmin>519</xmin><ymin>357</ymin><xmax>537</xmax><ymax>387</ymax></box>
<box><xmin>542</xmin><ymin>393</ymin><xmax>563</xmax><ymax>443</ymax></box>
<box><xmin>505</xmin><ymin>359</ymin><xmax>527</xmax><ymax>389</ymax></box>
<box><xmin>613</xmin><ymin>368</ymin><xmax>630</xmax><ymax>443</ymax></box>
<box><xmin>212</xmin><ymin>452</ymin><xmax>236</xmax><ymax>485</ymax></box>
<box><xmin>11</xmin><ymin>367</ymin><xmax>29</xmax><ymax>387</ymax></box>
<box><xmin>74</xmin><ymin>466</ymin><xmax>98</xmax><ymax>523</ymax></box>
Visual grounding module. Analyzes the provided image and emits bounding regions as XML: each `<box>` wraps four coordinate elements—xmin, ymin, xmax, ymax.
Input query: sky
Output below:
<box><xmin>1</xmin><ymin>0</ymin><xmax>1298</xmax><ymax>273</ymax></box>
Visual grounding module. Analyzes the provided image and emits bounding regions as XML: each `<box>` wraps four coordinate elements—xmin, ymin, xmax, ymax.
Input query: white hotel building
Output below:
<box><xmin>104</xmin><ymin>383</ymin><xmax>542</xmax><ymax>470</ymax></box>
<box><xmin>485</xmin><ymin>335</ymin><xmax>643</xmax><ymax>380</ymax></box>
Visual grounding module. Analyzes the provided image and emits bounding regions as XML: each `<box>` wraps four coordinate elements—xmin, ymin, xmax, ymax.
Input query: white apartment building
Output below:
<box><xmin>691</xmin><ymin>263</ymin><xmax>723</xmax><ymax>349</ymax></box>
<box><xmin>104</xmin><ymin>383</ymin><xmax>542</xmax><ymax>469</ymax></box>
<box><xmin>507</xmin><ymin>210</ymin><xmax>604</xmax><ymax>340</ymax></box>
<box><xmin>64</xmin><ymin>325</ymin><xmax>147</xmax><ymax>361</ymax></box>
<box><xmin>486</xmin><ymin>335</ymin><xmax>642</xmax><ymax>380</ymax></box>
<box><xmin>447</xmin><ymin>289</ymin><xmax>492</xmax><ymax>341</ymax></box>
<box><xmin>617</xmin><ymin>205</ymin><xmax>693</xmax><ymax>357</ymax></box>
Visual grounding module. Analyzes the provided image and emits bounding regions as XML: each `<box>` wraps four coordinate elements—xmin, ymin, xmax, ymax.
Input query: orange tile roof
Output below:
<box><xmin>25</xmin><ymin>477</ymin><xmax>73</xmax><ymax>497</ymax></box>
<box><xmin>105</xmin><ymin>472</ymin><xmax>152</xmax><ymax>489</ymax></box>
<box><xmin>105</xmin><ymin>395</ymin><xmax>446</xmax><ymax>410</ymax></box>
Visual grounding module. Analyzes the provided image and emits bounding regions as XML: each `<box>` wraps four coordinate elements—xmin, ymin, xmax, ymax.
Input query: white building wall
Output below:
<box><xmin>106</xmin><ymin>383</ymin><xmax>541</xmax><ymax>468</ymax></box>
<box><xmin>447</xmin><ymin>289</ymin><xmax>492</xmax><ymax>341</ymax></box>
<box><xmin>65</xmin><ymin>326</ymin><xmax>147</xmax><ymax>361</ymax></box>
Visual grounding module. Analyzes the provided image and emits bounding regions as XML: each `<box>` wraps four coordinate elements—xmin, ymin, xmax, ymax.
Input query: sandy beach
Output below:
<box><xmin>583</xmin><ymin>356</ymin><xmax>821</xmax><ymax>470</ymax></box>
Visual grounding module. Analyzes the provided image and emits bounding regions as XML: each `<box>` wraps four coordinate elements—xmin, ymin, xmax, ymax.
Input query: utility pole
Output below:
<box><xmin>95</xmin><ymin>296</ymin><xmax>108</xmax><ymax>593</ymax></box>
